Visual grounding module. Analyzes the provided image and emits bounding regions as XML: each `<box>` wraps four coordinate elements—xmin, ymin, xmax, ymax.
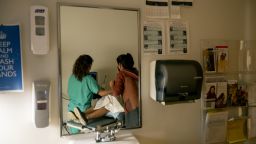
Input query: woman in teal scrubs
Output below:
<box><xmin>67</xmin><ymin>54</ymin><xmax>111</xmax><ymax>130</ymax></box>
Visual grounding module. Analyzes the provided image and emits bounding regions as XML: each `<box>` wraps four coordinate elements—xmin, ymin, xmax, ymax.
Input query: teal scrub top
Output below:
<box><xmin>68</xmin><ymin>74</ymin><xmax>100</xmax><ymax>112</ymax></box>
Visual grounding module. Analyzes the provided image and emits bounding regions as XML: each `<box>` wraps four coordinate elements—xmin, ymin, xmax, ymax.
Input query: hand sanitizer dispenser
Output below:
<box><xmin>30</xmin><ymin>5</ymin><xmax>49</xmax><ymax>55</ymax></box>
<box><xmin>32</xmin><ymin>80</ymin><xmax>50</xmax><ymax>128</ymax></box>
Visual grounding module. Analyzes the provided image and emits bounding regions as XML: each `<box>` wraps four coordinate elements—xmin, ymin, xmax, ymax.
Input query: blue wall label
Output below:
<box><xmin>0</xmin><ymin>25</ymin><xmax>23</xmax><ymax>92</ymax></box>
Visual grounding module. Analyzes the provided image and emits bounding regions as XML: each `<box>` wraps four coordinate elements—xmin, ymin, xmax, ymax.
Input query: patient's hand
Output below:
<box><xmin>109</xmin><ymin>80</ymin><xmax>114</xmax><ymax>89</ymax></box>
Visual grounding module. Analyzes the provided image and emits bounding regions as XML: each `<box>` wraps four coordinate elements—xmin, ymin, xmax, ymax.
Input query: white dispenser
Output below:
<box><xmin>30</xmin><ymin>6</ymin><xmax>49</xmax><ymax>55</ymax></box>
<box><xmin>32</xmin><ymin>80</ymin><xmax>50</xmax><ymax>128</ymax></box>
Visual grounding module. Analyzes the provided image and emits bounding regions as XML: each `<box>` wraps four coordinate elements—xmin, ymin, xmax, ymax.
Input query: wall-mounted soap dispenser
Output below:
<box><xmin>32</xmin><ymin>80</ymin><xmax>50</xmax><ymax>128</ymax></box>
<box><xmin>150</xmin><ymin>59</ymin><xmax>203</xmax><ymax>105</ymax></box>
<box><xmin>30</xmin><ymin>5</ymin><xmax>49</xmax><ymax>55</ymax></box>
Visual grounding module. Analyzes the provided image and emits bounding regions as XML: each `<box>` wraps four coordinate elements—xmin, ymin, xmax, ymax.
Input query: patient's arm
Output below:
<box><xmin>98</xmin><ymin>89</ymin><xmax>112</xmax><ymax>96</ymax></box>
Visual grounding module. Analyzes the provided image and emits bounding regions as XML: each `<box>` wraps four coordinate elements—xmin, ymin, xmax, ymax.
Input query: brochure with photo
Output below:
<box><xmin>216</xmin><ymin>81</ymin><xmax>228</xmax><ymax>108</ymax></box>
<box><xmin>227</xmin><ymin>80</ymin><xmax>238</xmax><ymax>107</ymax></box>
<box><xmin>205</xmin><ymin>82</ymin><xmax>217</xmax><ymax>109</ymax></box>
<box><xmin>203</xmin><ymin>48</ymin><xmax>216</xmax><ymax>73</ymax></box>
<box><xmin>216</xmin><ymin>45</ymin><xmax>228</xmax><ymax>73</ymax></box>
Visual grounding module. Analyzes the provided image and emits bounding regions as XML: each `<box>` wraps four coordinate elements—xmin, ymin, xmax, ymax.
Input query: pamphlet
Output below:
<box><xmin>216</xmin><ymin>45</ymin><xmax>228</xmax><ymax>73</ymax></box>
<box><xmin>227</xmin><ymin>118</ymin><xmax>246</xmax><ymax>143</ymax></box>
<box><xmin>203</xmin><ymin>48</ymin><xmax>216</xmax><ymax>73</ymax></box>
<box><xmin>205</xmin><ymin>111</ymin><xmax>228</xmax><ymax>144</ymax></box>
<box><xmin>216</xmin><ymin>81</ymin><xmax>228</xmax><ymax>108</ymax></box>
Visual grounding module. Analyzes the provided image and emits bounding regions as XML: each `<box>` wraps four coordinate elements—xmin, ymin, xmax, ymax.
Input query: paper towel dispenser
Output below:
<box><xmin>150</xmin><ymin>60</ymin><xmax>203</xmax><ymax>105</ymax></box>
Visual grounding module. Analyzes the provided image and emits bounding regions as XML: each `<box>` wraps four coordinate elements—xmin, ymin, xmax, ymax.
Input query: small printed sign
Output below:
<box><xmin>0</xmin><ymin>25</ymin><xmax>23</xmax><ymax>92</ymax></box>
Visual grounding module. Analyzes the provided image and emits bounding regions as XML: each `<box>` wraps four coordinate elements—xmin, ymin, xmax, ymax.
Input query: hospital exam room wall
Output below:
<box><xmin>248</xmin><ymin>0</ymin><xmax>256</xmax><ymax>40</ymax></box>
<box><xmin>0</xmin><ymin>0</ymin><xmax>253</xmax><ymax>144</ymax></box>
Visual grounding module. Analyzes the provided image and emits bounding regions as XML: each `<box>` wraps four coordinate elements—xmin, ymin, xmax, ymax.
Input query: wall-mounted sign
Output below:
<box><xmin>0</xmin><ymin>25</ymin><xmax>23</xmax><ymax>92</ymax></box>
<box><xmin>167</xmin><ymin>20</ymin><xmax>189</xmax><ymax>54</ymax></box>
<box><xmin>143</xmin><ymin>21</ymin><xmax>165</xmax><ymax>55</ymax></box>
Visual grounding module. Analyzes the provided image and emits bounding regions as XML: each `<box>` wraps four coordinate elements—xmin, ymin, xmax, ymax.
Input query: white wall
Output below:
<box><xmin>0</xmin><ymin>0</ymin><xmax>253</xmax><ymax>144</ymax></box>
<box><xmin>247</xmin><ymin>0</ymin><xmax>256</xmax><ymax>40</ymax></box>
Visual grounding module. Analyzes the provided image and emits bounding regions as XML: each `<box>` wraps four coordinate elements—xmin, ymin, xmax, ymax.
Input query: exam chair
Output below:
<box><xmin>64</xmin><ymin>112</ymin><xmax>124</xmax><ymax>142</ymax></box>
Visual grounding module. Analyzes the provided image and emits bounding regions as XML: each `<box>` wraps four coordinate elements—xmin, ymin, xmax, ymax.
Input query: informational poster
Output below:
<box><xmin>144</xmin><ymin>0</ymin><xmax>169</xmax><ymax>19</ymax></box>
<box><xmin>0</xmin><ymin>25</ymin><xmax>23</xmax><ymax>92</ymax></box>
<box><xmin>167</xmin><ymin>20</ymin><xmax>189</xmax><ymax>54</ymax></box>
<box><xmin>143</xmin><ymin>21</ymin><xmax>165</xmax><ymax>55</ymax></box>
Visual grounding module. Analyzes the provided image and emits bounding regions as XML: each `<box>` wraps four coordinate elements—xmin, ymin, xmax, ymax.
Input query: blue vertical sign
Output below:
<box><xmin>0</xmin><ymin>25</ymin><xmax>23</xmax><ymax>92</ymax></box>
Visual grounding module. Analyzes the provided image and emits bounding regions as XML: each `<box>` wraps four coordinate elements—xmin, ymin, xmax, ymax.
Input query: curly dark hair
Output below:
<box><xmin>116</xmin><ymin>53</ymin><xmax>138</xmax><ymax>74</ymax></box>
<box><xmin>116</xmin><ymin>53</ymin><xmax>134</xmax><ymax>70</ymax></box>
<box><xmin>72</xmin><ymin>54</ymin><xmax>93</xmax><ymax>81</ymax></box>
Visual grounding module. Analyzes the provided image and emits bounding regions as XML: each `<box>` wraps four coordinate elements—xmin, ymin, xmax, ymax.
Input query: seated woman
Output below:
<box><xmin>109</xmin><ymin>53</ymin><xmax>139</xmax><ymax>128</ymax></box>
<box><xmin>67</xmin><ymin>54</ymin><xmax>112</xmax><ymax>129</ymax></box>
<box><xmin>72</xmin><ymin>53</ymin><xmax>139</xmax><ymax>129</ymax></box>
<box><xmin>67</xmin><ymin>54</ymin><xmax>124</xmax><ymax>131</ymax></box>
